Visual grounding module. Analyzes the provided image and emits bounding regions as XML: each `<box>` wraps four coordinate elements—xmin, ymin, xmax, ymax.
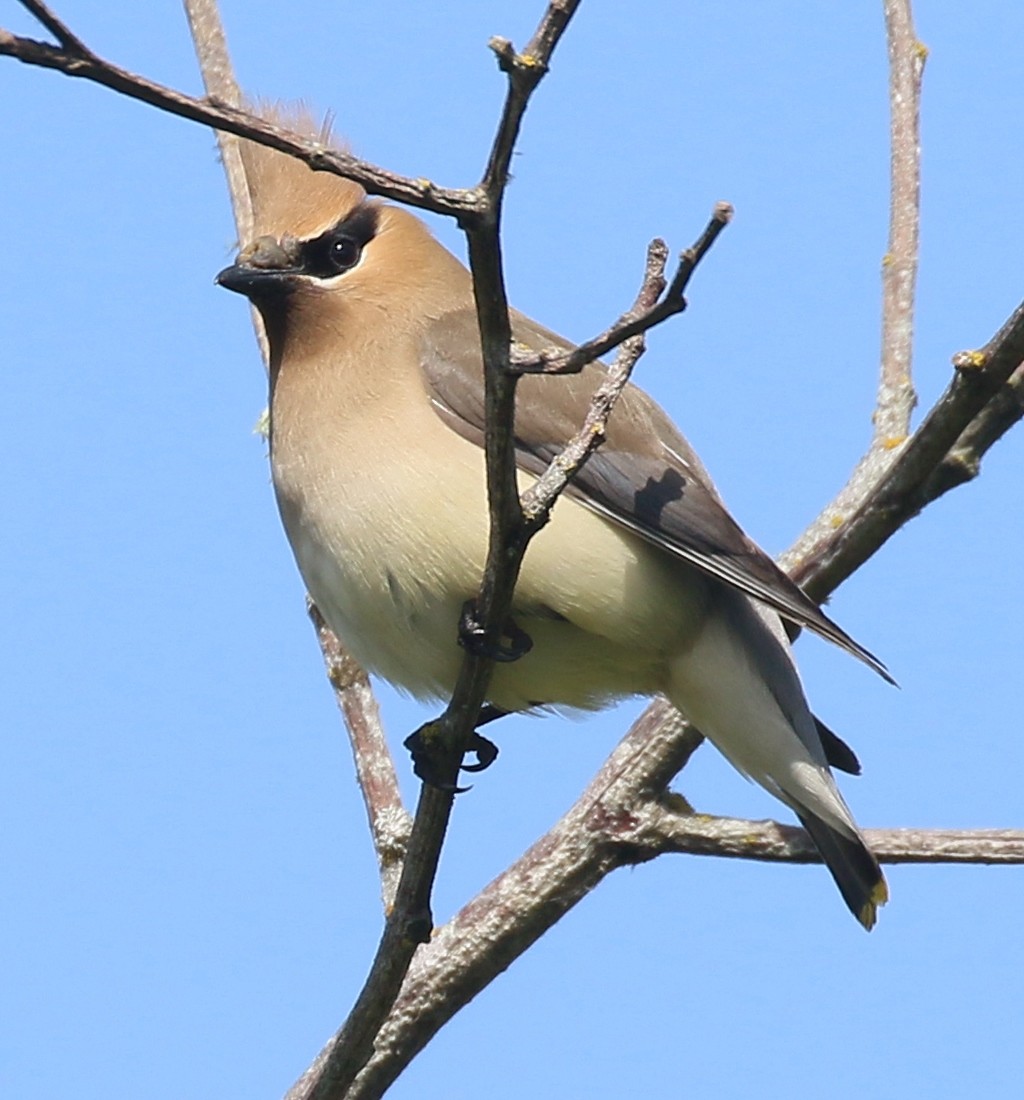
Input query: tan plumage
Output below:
<box><xmin>218</xmin><ymin>111</ymin><xmax>889</xmax><ymax>929</ymax></box>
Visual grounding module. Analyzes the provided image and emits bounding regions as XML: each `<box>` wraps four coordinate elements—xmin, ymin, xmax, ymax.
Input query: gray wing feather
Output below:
<box><xmin>421</xmin><ymin>306</ymin><xmax>893</xmax><ymax>683</ymax></box>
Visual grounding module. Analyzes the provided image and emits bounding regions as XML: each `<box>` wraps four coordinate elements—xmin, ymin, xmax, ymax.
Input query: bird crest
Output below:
<box><xmin>238</xmin><ymin>103</ymin><xmax>365</xmax><ymax>241</ymax></box>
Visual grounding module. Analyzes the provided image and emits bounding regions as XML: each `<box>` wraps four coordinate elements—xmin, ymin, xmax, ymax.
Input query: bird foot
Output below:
<box><xmin>458</xmin><ymin>600</ymin><xmax>533</xmax><ymax>662</ymax></box>
<box><xmin>404</xmin><ymin>716</ymin><xmax>501</xmax><ymax>790</ymax></box>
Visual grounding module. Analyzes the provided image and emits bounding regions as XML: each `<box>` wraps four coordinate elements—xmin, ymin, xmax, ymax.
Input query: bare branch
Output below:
<box><xmin>921</xmin><ymin>361</ymin><xmax>1024</xmax><ymax>500</ymax></box>
<box><xmin>482</xmin><ymin>0</ymin><xmax>582</xmax><ymax>196</ymax></box>
<box><xmin>513</xmin><ymin>202</ymin><xmax>734</xmax><ymax>376</ymax></box>
<box><xmin>284</xmin><ymin>8</ymin><xmax>585</xmax><ymax>1098</ymax></box>
<box><xmin>16</xmin><ymin>0</ymin><xmax>90</xmax><ymax>55</ymax></box>
<box><xmin>788</xmin><ymin>297</ymin><xmax>1024</xmax><ymax>598</ymax></box>
<box><xmin>345</xmin><ymin>689</ymin><xmax>1024</xmax><ymax>1096</ymax></box>
<box><xmin>308</xmin><ymin>605</ymin><xmax>410</xmax><ymax>912</ymax></box>
<box><xmin>183</xmin><ymin>0</ymin><xmax>250</xmax><ymax>244</ymax></box>
<box><xmin>781</xmin><ymin>0</ymin><xmax>926</xmax><ymax>581</ymax></box>
<box><xmin>326</xmin><ymin>701</ymin><xmax>705</xmax><ymax>1099</ymax></box>
<box><xmin>183</xmin><ymin>0</ymin><xmax>270</xmax><ymax>369</ymax></box>
<box><xmin>0</xmin><ymin>24</ymin><xmax>483</xmax><ymax>220</ymax></box>
<box><xmin>519</xmin><ymin>211</ymin><xmax>732</xmax><ymax>528</ymax></box>
<box><xmin>635</xmin><ymin>808</ymin><xmax>1024</xmax><ymax>865</ymax></box>
<box><xmin>520</xmin><ymin>239</ymin><xmax>670</xmax><ymax>523</ymax></box>
<box><xmin>869</xmin><ymin>828</ymin><xmax>1024</xmax><ymax>864</ymax></box>
<box><xmin>877</xmin><ymin>0</ymin><xmax>925</xmax><ymax>447</ymax></box>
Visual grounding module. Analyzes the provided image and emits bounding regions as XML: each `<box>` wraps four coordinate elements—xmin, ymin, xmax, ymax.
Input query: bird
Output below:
<box><xmin>217</xmin><ymin>110</ymin><xmax>890</xmax><ymax>929</ymax></box>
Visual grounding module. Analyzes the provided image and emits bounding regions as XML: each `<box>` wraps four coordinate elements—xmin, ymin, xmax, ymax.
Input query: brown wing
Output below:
<box><xmin>421</xmin><ymin>306</ymin><xmax>893</xmax><ymax>683</ymax></box>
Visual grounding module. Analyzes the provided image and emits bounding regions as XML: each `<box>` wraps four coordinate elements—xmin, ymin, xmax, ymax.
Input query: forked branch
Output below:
<box><xmin>5</xmin><ymin>6</ymin><xmax>1022</xmax><ymax>1100</ymax></box>
<box><xmin>782</xmin><ymin>0</ymin><xmax>926</xmax><ymax>581</ymax></box>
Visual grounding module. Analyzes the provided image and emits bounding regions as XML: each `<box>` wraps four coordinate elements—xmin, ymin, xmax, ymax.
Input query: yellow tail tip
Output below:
<box><xmin>858</xmin><ymin>876</ymin><xmax>890</xmax><ymax>931</ymax></box>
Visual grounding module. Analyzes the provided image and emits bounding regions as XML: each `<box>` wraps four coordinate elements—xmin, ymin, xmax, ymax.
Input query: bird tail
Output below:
<box><xmin>666</xmin><ymin>587</ymin><xmax>889</xmax><ymax>929</ymax></box>
<box><xmin>792</xmin><ymin>808</ymin><xmax>888</xmax><ymax>930</ymax></box>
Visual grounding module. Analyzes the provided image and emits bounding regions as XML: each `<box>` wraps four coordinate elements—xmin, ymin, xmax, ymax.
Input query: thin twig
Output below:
<box><xmin>182</xmin><ymin>0</ymin><xmax>270</xmax><ymax>370</ymax></box>
<box><xmin>308</xmin><ymin>605</ymin><xmax>411</xmax><ymax>911</ymax></box>
<box><xmin>789</xmin><ymin>297</ymin><xmax>1024</xmax><ymax>598</ymax></box>
<box><xmin>16</xmin><ymin>0</ymin><xmax>90</xmax><ymax>55</ymax></box>
<box><xmin>782</xmin><ymin>0</ymin><xmax>925</xmax><ymax>579</ymax></box>
<box><xmin>877</xmin><ymin>0</ymin><xmax>925</xmax><ymax>447</ymax></box>
<box><xmin>0</xmin><ymin>25</ymin><xmax>483</xmax><ymax>220</ymax></box>
<box><xmin>519</xmin><ymin>209</ymin><xmax>733</xmax><ymax>526</ymax></box>
<box><xmin>921</xmin><ymin>361</ymin><xmax>1024</xmax><ymax>500</ymax></box>
<box><xmin>520</xmin><ymin>238</ymin><xmax>671</xmax><ymax>523</ymax></box>
<box><xmin>513</xmin><ymin>202</ymin><xmax>733</xmax><ymax>376</ymax></box>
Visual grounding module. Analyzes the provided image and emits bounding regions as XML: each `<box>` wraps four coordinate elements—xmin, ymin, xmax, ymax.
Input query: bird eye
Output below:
<box><xmin>328</xmin><ymin>234</ymin><xmax>362</xmax><ymax>273</ymax></box>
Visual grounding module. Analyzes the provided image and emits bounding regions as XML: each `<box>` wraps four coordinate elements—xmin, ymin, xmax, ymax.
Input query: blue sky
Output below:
<box><xmin>2</xmin><ymin>2</ymin><xmax>1022</xmax><ymax>1097</ymax></box>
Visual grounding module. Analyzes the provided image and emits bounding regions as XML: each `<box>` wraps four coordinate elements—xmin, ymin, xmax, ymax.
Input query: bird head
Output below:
<box><xmin>217</xmin><ymin>107</ymin><xmax>470</xmax><ymax>364</ymax></box>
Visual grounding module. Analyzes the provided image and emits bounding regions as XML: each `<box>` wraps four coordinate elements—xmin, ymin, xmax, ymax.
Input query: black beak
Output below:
<box><xmin>216</xmin><ymin>262</ymin><xmax>297</xmax><ymax>299</ymax></box>
<box><xmin>216</xmin><ymin>235</ymin><xmax>301</xmax><ymax>300</ymax></box>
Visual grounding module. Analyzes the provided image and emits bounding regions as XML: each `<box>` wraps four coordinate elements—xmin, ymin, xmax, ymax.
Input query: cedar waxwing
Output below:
<box><xmin>217</xmin><ymin>113</ymin><xmax>890</xmax><ymax>929</ymax></box>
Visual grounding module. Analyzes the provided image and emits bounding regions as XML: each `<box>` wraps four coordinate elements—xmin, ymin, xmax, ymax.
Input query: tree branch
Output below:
<box><xmin>16</xmin><ymin>0</ymin><xmax>90</xmax><ymax>55</ymax></box>
<box><xmin>876</xmin><ymin>0</ymin><xmax>925</xmax><ymax>447</ymax></box>
<box><xmin>308</xmin><ymin>605</ymin><xmax>410</xmax><ymax>912</ymax></box>
<box><xmin>344</xmin><ymin>685</ymin><xmax>1024</xmax><ymax>1096</ymax></box>
<box><xmin>787</xmin><ymin>296</ymin><xmax>1024</xmax><ymax>597</ymax></box>
<box><xmin>7</xmin><ymin>6</ymin><xmax>1020</xmax><ymax>1099</ymax></box>
<box><xmin>183</xmin><ymin>0</ymin><xmax>248</xmax><ymax>236</ymax></box>
<box><xmin>781</xmin><ymin>0</ymin><xmax>926</xmax><ymax>584</ymax></box>
<box><xmin>920</xmin><ymin>361</ymin><xmax>1024</xmax><ymax>501</ymax></box>
<box><xmin>519</xmin><ymin>237</ymin><xmax>671</xmax><ymax>524</ymax></box>
<box><xmin>287</xmin><ymin>7</ymin><xmax>587</xmax><ymax>1097</ymax></box>
<box><xmin>182</xmin><ymin>0</ymin><xmax>271</xmax><ymax>371</ymax></box>
<box><xmin>322</xmin><ymin>701</ymin><xmax>706</xmax><ymax>1100</ymax></box>
<box><xmin>635</xmin><ymin>810</ymin><xmax>1024</xmax><ymax>866</ymax></box>
<box><xmin>512</xmin><ymin>201</ymin><xmax>733</xmax><ymax>376</ymax></box>
<box><xmin>0</xmin><ymin>22</ymin><xmax>483</xmax><ymax>220</ymax></box>
<box><xmin>519</xmin><ymin>210</ymin><xmax>733</xmax><ymax>528</ymax></box>
<box><xmin>182</xmin><ymin>0</ymin><xmax>410</xmax><ymax>910</ymax></box>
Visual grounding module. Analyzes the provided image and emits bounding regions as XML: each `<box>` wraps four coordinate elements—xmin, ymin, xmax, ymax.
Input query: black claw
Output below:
<box><xmin>404</xmin><ymin>709</ymin><xmax>503</xmax><ymax>789</ymax></box>
<box><xmin>460</xmin><ymin>730</ymin><xmax>500</xmax><ymax>773</ymax></box>
<box><xmin>458</xmin><ymin>600</ymin><xmax>534</xmax><ymax>662</ymax></box>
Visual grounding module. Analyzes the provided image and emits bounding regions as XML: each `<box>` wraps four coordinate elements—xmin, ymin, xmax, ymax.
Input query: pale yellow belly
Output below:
<box><xmin>271</xmin><ymin>395</ymin><xmax>709</xmax><ymax>711</ymax></box>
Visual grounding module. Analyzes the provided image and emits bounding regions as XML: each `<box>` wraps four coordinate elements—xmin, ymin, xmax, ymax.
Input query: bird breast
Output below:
<box><xmin>268</xmin><ymin>357</ymin><xmax>710</xmax><ymax>709</ymax></box>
